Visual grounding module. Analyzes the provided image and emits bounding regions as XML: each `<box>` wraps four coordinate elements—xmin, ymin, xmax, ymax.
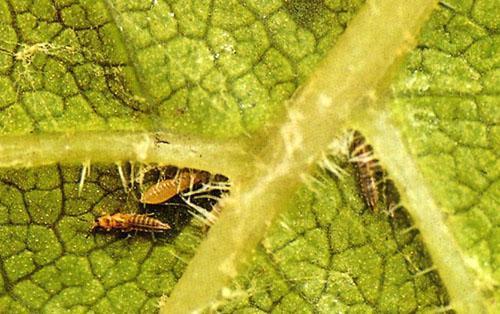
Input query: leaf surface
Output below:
<box><xmin>0</xmin><ymin>0</ymin><xmax>497</xmax><ymax>313</ymax></box>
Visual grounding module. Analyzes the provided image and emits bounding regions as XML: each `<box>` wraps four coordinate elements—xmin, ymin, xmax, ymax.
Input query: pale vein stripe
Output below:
<box><xmin>360</xmin><ymin>111</ymin><xmax>485</xmax><ymax>313</ymax></box>
<box><xmin>0</xmin><ymin>131</ymin><xmax>248</xmax><ymax>178</ymax></box>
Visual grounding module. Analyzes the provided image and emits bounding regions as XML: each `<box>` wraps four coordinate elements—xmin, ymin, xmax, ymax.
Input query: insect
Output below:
<box><xmin>349</xmin><ymin>130</ymin><xmax>382</xmax><ymax>212</ymax></box>
<box><xmin>140</xmin><ymin>169</ymin><xmax>210</xmax><ymax>205</ymax></box>
<box><xmin>91</xmin><ymin>213</ymin><xmax>171</xmax><ymax>232</ymax></box>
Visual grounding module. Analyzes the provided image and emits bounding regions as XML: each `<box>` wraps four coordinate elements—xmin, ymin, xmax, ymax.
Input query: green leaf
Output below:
<box><xmin>214</xmin><ymin>164</ymin><xmax>450</xmax><ymax>313</ymax></box>
<box><xmin>388</xmin><ymin>1</ymin><xmax>499</xmax><ymax>310</ymax></box>
<box><xmin>0</xmin><ymin>164</ymin><xmax>204</xmax><ymax>313</ymax></box>
<box><xmin>0</xmin><ymin>0</ymin><xmax>497</xmax><ymax>313</ymax></box>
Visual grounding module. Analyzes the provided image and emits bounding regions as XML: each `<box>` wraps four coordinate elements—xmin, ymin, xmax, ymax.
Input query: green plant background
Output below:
<box><xmin>0</xmin><ymin>0</ymin><xmax>497</xmax><ymax>313</ymax></box>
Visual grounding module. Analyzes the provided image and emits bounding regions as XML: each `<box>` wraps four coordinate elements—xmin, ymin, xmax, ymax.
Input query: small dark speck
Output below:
<box><xmin>154</xmin><ymin>135</ymin><xmax>170</xmax><ymax>145</ymax></box>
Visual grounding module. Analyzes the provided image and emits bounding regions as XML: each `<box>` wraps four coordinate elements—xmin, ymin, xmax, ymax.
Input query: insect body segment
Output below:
<box><xmin>140</xmin><ymin>169</ymin><xmax>209</xmax><ymax>204</ymax></box>
<box><xmin>349</xmin><ymin>130</ymin><xmax>381</xmax><ymax>212</ymax></box>
<box><xmin>92</xmin><ymin>213</ymin><xmax>171</xmax><ymax>233</ymax></box>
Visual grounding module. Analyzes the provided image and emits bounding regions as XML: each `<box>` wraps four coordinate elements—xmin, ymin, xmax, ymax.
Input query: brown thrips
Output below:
<box><xmin>140</xmin><ymin>169</ymin><xmax>210</xmax><ymax>205</ymax></box>
<box><xmin>349</xmin><ymin>130</ymin><xmax>381</xmax><ymax>212</ymax></box>
<box><xmin>91</xmin><ymin>213</ymin><xmax>171</xmax><ymax>233</ymax></box>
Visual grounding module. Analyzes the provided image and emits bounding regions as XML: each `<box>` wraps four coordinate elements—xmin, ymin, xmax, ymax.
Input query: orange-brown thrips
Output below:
<box><xmin>350</xmin><ymin>130</ymin><xmax>380</xmax><ymax>212</ymax></box>
<box><xmin>140</xmin><ymin>169</ymin><xmax>209</xmax><ymax>205</ymax></box>
<box><xmin>91</xmin><ymin>213</ymin><xmax>171</xmax><ymax>232</ymax></box>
